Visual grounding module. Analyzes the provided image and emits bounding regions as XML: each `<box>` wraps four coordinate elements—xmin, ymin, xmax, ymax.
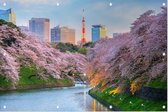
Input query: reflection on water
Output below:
<box><xmin>0</xmin><ymin>84</ymin><xmax>109</xmax><ymax>111</ymax></box>
<box><xmin>93</xmin><ymin>99</ymin><xmax>96</xmax><ymax>112</ymax></box>
<box><xmin>84</xmin><ymin>85</ymin><xmax>86</xmax><ymax>110</ymax></box>
<box><xmin>91</xmin><ymin>98</ymin><xmax>109</xmax><ymax>111</ymax></box>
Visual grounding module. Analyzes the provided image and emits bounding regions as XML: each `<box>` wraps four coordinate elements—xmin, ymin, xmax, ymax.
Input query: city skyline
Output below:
<box><xmin>0</xmin><ymin>0</ymin><xmax>166</xmax><ymax>42</ymax></box>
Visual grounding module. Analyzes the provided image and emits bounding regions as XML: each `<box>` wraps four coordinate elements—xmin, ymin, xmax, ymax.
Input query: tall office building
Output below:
<box><xmin>92</xmin><ymin>25</ymin><xmax>106</xmax><ymax>42</ymax></box>
<box><xmin>51</xmin><ymin>26</ymin><xmax>60</xmax><ymax>43</ymax></box>
<box><xmin>29</xmin><ymin>18</ymin><xmax>50</xmax><ymax>42</ymax></box>
<box><xmin>0</xmin><ymin>8</ymin><xmax>16</xmax><ymax>24</ymax></box>
<box><xmin>60</xmin><ymin>26</ymin><xmax>75</xmax><ymax>44</ymax></box>
<box><xmin>100</xmin><ymin>26</ymin><xmax>106</xmax><ymax>39</ymax></box>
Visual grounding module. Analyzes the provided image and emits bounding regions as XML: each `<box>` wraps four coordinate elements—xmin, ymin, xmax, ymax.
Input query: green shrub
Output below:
<box><xmin>83</xmin><ymin>42</ymin><xmax>95</xmax><ymax>48</ymax></box>
<box><xmin>0</xmin><ymin>19</ymin><xmax>7</xmax><ymax>25</ymax></box>
<box><xmin>0</xmin><ymin>19</ymin><xmax>20</xmax><ymax>31</ymax></box>
<box><xmin>0</xmin><ymin>75</ymin><xmax>12</xmax><ymax>88</ymax></box>
<box><xmin>56</xmin><ymin>42</ymin><xmax>79</xmax><ymax>53</ymax></box>
<box><xmin>78</xmin><ymin>47</ymin><xmax>87</xmax><ymax>55</ymax></box>
<box><xmin>146</xmin><ymin>78</ymin><xmax>167</xmax><ymax>89</ymax></box>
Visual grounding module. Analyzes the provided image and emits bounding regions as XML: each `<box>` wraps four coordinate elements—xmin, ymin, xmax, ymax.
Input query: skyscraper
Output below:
<box><xmin>51</xmin><ymin>26</ymin><xmax>60</xmax><ymax>43</ymax></box>
<box><xmin>29</xmin><ymin>18</ymin><xmax>50</xmax><ymax>42</ymax></box>
<box><xmin>92</xmin><ymin>25</ymin><xmax>106</xmax><ymax>42</ymax></box>
<box><xmin>60</xmin><ymin>26</ymin><xmax>75</xmax><ymax>44</ymax></box>
<box><xmin>0</xmin><ymin>8</ymin><xmax>16</xmax><ymax>24</ymax></box>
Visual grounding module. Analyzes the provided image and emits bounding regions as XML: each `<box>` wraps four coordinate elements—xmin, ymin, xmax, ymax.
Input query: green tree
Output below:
<box><xmin>56</xmin><ymin>42</ymin><xmax>79</xmax><ymax>53</ymax></box>
<box><xmin>83</xmin><ymin>42</ymin><xmax>95</xmax><ymax>48</ymax></box>
<box><xmin>78</xmin><ymin>48</ymin><xmax>87</xmax><ymax>55</ymax></box>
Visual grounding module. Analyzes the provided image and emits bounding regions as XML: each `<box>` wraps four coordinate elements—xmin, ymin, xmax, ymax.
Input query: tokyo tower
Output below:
<box><xmin>81</xmin><ymin>9</ymin><xmax>86</xmax><ymax>44</ymax></box>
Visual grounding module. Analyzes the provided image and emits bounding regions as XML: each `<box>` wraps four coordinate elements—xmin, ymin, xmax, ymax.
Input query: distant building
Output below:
<box><xmin>18</xmin><ymin>26</ymin><xmax>29</xmax><ymax>32</ymax></box>
<box><xmin>29</xmin><ymin>18</ymin><xmax>50</xmax><ymax>42</ymax></box>
<box><xmin>60</xmin><ymin>26</ymin><xmax>75</xmax><ymax>44</ymax></box>
<box><xmin>51</xmin><ymin>26</ymin><xmax>60</xmax><ymax>43</ymax></box>
<box><xmin>0</xmin><ymin>8</ymin><xmax>16</xmax><ymax>24</ymax></box>
<box><xmin>113</xmin><ymin>33</ymin><xmax>119</xmax><ymax>38</ymax></box>
<box><xmin>92</xmin><ymin>25</ymin><xmax>106</xmax><ymax>42</ymax></box>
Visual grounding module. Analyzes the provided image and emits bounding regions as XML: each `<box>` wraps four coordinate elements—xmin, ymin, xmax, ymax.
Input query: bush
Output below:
<box><xmin>78</xmin><ymin>48</ymin><xmax>87</xmax><ymax>55</ymax></box>
<box><xmin>0</xmin><ymin>19</ymin><xmax>20</xmax><ymax>31</ymax></box>
<box><xmin>55</xmin><ymin>42</ymin><xmax>87</xmax><ymax>55</ymax></box>
<box><xmin>0</xmin><ymin>75</ymin><xmax>12</xmax><ymax>88</ymax></box>
<box><xmin>83</xmin><ymin>42</ymin><xmax>95</xmax><ymax>48</ymax></box>
<box><xmin>56</xmin><ymin>42</ymin><xmax>79</xmax><ymax>53</ymax></box>
<box><xmin>0</xmin><ymin>19</ymin><xmax>7</xmax><ymax>25</ymax></box>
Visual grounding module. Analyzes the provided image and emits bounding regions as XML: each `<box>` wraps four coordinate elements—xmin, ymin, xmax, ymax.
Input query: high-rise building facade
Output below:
<box><xmin>0</xmin><ymin>8</ymin><xmax>16</xmax><ymax>24</ymax></box>
<box><xmin>29</xmin><ymin>18</ymin><xmax>50</xmax><ymax>42</ymax></box>
<box><xmin>60</xmin><ymin>26</ymin><xmax>75</xmax><ymax>44</ymax></box>
<box><xmin>92</xmin><ymin>26</ymin><xmax>100</xmax><ymax>42</ymax></box>
<box><xmin>51</xmin><ymin>26</ymin><xmax>60</xmax><ymax>43</ymax></box>
<box><xmin>100</xmin><ymin>26</ymin><xmax>106</xmax><ymax>39</ymax></box>
<box><xmin>92</xmin><ymin>25</ymin><xmax>106</xmax><ymax>42</ymax></box>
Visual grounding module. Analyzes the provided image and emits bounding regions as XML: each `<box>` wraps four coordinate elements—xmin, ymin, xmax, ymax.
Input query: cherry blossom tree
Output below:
<box><xmin>0</xmin><ymin>25</ymin><xmax>87</xmax><ymax>87</ymax></box>
<box><xmin>86</xmin><ymin>7</ymin><xmax>167</xmax><ymax>88</ymax></box>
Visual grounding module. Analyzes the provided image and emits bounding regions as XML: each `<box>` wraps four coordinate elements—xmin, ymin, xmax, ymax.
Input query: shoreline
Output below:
<box><xmin>88</xmin><ymin>87</ymin><xmax>167</xmax><ymax>111</ymax></box>
<box><xmin>0</xmin><ymin>83</ymin><xmax>75</xmax><ymax>93</ymax></box>
<box><xmin>88</xmin><ymin>89</ymin><xmax>121</xmax><ymax>111</ymax></box>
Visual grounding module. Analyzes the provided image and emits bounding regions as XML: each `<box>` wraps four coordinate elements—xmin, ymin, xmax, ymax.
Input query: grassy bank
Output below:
<box><xmin>0</xmin><ymin>65</ymin><xmax>74</xmax><ymax>91</ymax></box>
<box><xmin>0</xmin><ymin>75</ymin><xmax>12</xmax><ymax>89</ymax></box>
<box><xmin>145</xmin><ymin>78</ymin><xmax>167</xmax><ymax>89</ymax></box>
<box><xmin>89</xmin><ymin>87</ymin><xmax>167</xmax><ymax>111</ymax></box>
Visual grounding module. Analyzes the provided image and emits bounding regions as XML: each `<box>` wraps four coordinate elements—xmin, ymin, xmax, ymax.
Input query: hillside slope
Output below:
<box><xmin>0</xmin><ymin>20</ymin><xmax>87</xmax><ymax>90</ymax></box>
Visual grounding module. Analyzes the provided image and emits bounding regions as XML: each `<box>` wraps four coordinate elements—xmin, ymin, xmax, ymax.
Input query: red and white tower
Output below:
<box><xmin>81</xmin><ymin>9</ymin><xmax>86</xmax><ymax>44</ymax></box>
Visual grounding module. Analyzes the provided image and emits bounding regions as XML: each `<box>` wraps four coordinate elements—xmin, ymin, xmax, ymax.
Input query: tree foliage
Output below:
<box><xmin>56</xmin><ymin>42</ymin><xmax>79</xmax><ymax>53</ymax></box>
<box><xmin>83</xmin><ymin>42</ymin><xmax>95</xmax><ymax>48</ymax></box>
<box><xmin>55</xmin><ymin>42</ymin><xmax>87</xmax><ymax>55</ymax></box>
<box><xmin>0</xmin><ymin>24</ymin><xmax>87</xmax><ymax>88</ymax></box>
<box><xmin>0</xmin><ymin>19</ymin><xmax>20</xmax><ymax>31</ymax></box>
<box><xmin>86</xmin><ymin>7</ymin><xmax>167</xmax><ymax>90</ymax></box>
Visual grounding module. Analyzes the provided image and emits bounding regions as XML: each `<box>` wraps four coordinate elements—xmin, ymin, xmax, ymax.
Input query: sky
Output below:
<box><xmin>0</xmin><ymin>0</ymin><xmax>166</xmax><ymax>42</ymax></box>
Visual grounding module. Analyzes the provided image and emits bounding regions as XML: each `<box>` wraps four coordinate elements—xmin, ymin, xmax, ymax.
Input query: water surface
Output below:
<box><xmin>0</xmin><ymin>85</ymin><xmax>109</xmax><ymax>111</ymax></box>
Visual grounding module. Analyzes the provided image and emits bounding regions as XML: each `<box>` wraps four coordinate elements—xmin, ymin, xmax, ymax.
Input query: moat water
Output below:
<box><xmin>0</xmin><ymin>84</ymin><xmax>109</xmax><ymax>111</ymax></box>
